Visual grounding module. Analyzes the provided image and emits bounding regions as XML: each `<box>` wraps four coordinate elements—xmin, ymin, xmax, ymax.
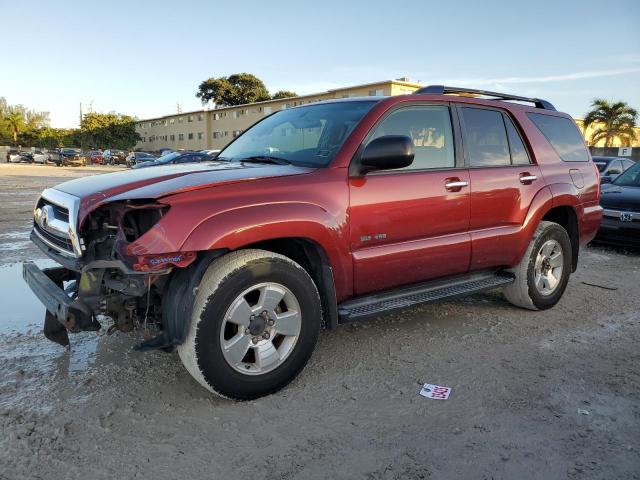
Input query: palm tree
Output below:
<box><xmin>583</xmin><ymin>99</ymin><xmax>637</xmax><ymax>147</ymax></box>
<box><xmin>6</xmin><ymin>109</ymin><xmax>25</xmax><ymax>145</ymax></box>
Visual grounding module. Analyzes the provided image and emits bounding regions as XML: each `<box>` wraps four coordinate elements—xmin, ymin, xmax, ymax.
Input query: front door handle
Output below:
<box><xmin>444</xmin><ymin>179</ymin><xmax>469</xmax><ymax>191</ymax></box>
<box><xmin>519</xmin><ymin>173</ymin><xmax>537</xmax><ymax>184</ymax></box>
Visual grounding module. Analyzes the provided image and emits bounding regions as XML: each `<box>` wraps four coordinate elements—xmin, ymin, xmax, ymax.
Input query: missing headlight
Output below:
<box><xmin>122</xmin><ymin>205</ymin><xmax>169</xmax><ymax>242</ymax></box>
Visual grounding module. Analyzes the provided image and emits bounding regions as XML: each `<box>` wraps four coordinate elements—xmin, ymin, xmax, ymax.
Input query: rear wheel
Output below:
<box><xmin>503</xmin><ymin>221</ymin><xmax>572</xmax><ymax>310</ymax></box>
<box><xmin>178</xmin><ymin>249</ymin><xmax>322</xmax><ymax>399</ymax></box>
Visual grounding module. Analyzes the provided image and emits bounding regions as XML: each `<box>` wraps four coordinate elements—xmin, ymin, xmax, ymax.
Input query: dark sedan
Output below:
<box><xmin>596</xmin><ymin>161</ymin><xmax>640</xmax><ymax>247</ymax></box>
<box><xmin>132</xmin><ymin>151</ymin><xmax>213</xmax><ymax>169</ymax></box>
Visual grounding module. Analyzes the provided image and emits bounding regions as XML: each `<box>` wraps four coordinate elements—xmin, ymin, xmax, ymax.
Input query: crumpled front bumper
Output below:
<box><xmin>22</xmin><ymin>262</ymin><xmax>99</xmax><ymax>345</ymax></box>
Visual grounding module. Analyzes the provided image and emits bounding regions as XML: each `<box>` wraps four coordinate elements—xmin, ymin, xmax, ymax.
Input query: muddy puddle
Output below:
<box><xmin>0</xmin><ymin>261</ymin><xmax>108</xmax><ymax>392</ymax></box>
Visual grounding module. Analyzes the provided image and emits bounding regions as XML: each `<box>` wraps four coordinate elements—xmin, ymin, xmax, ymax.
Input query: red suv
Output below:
<box><xmin>24</xmin><ymin>86</ymin><xmax>602</xmax><ymax>399</ymax></box>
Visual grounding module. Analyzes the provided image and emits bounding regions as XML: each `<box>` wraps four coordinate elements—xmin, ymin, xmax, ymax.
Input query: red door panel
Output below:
<box><xmin>469</xmin><ymin>165</ymin><xmax>542</xmax><ymax>269</ymax></box>
<box><xmin>349</xmin><ymin>170</ymin><xmax>471</xmax><ymax>295</ymax></box>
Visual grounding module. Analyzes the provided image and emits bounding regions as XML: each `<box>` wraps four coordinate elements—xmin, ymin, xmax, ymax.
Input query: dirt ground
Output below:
<box><xmin>0</xmin><ymin>163</ymin><xmax>639</xmax><ymax>480</ymax></box>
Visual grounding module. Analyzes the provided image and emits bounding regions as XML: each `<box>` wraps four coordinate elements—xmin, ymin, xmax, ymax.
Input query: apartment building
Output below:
<box><xmin>134</xmin><ymin>79</ymin><xmax>422</xmax><ymax>151</ymax></box>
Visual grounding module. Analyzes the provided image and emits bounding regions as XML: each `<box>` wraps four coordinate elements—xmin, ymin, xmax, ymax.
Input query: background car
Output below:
<box><xmin>18</xmin><ymin>151</ymin><xmax>35</xmax><ymax>163</ymax></box>
<box><xmin>6</xmin><ymin>149</ymin><xmax>24</xmax><ymax>163</ymax></box>
<box><xmin>132</xmin><ymin>151</ymin><xmax>214</xmax><ymax>169</ymax></box>
<box><xmin>103</xmin><ymin>149</ymin><xmax>126</xmax><ymax>165</ymax></box>
<box><xmin>596</xmin><ymin>161</ymin><xmax>640</xmax><ymax>247</ymax></box>
<box><xmin>200</xmin><ymin>149</ymin><xmax>221</xmax><ymax>157</ymax></box>
<box><xmin>31</xmin><ymin>150</ymin><xmax>48</xmax><ymax>164</ymax></box>
<box><xmin>125</xmin><ymin>151</ymin><xmax>156</xmax><ymax>168</ymax></box>
<box><xmin>593</xmin><ymin>156</ymin><xmax>635</xmax><ymax>183</ymax></box>
<box><xmin>86</xmin><ymin>150</ymin><xmax>103</xmax><ymax>164</ymax></box>
<box><xmin>47</xmin><ymin>148</ymin><xmax>85</xmax><ymax>167</ymax></box>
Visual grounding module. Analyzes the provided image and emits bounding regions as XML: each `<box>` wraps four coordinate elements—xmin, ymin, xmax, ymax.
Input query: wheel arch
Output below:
<box><xmin>541</xmin><ymin>205</ymin><xmax>580</xmax><ymax>272</ymax></box>
<box><xmin>233</xmin><ymin>237</ymin><xmax>339</xmax><ymax>330</ymax></box>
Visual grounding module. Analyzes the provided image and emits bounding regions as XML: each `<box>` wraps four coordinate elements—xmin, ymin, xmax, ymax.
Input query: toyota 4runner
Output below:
<box><xmin>23</xmin><ymin>86</ymin><xmax>603</xmax><ymax>399</ymax></box>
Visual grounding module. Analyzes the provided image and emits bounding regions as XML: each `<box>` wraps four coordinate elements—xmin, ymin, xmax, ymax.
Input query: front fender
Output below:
<box><xmin>180</xmin><ymin>202</ymin><xmax>352</xmax><ymax>299</ymax></box>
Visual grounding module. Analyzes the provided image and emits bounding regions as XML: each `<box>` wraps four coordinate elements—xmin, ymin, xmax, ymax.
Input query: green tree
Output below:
<box><xmin>196</xmin><ymin>73</ymin><xmax>271</xmax><ymax>106</ymax></box>
<box><xmin>0</xmin><ymin>99</ymin><xmax>49</xmax><ymax>146</ymax></box>
<box><xmin>271</xmin><ymin>90</ymin><xmax>298</xmax><ymax>100</ymax></box>
<box><xmin>80</xmin><ymin>112</ymin><xmax>140</xmax><ymax>149</ymax></box>
<box><xmin>584</xmin><ymin>99</ymin><xmax>637</xmax><ymax>147</ymax></box>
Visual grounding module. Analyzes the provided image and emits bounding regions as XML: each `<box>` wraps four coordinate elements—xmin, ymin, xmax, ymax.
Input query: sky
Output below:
<box><xmin>1</xmin><ymin>0</ymin><xmax>639</xmax><ymax>128</ymax></box>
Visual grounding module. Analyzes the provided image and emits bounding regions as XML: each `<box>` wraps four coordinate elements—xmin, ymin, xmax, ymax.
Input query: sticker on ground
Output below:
<box><xmin>419</xmin><ymin>383</ymin><xmax>452</xmax><ymax>400</ymax></box>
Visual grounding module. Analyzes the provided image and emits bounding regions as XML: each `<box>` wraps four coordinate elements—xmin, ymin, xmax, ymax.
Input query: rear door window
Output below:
<box><xmin>527</xmin><ymin>113</ymin><xmax>589</xmax><ymax>162</ymax></box>
<box><xmin>460</xmin><ymin>107</ymin><xmax>510</xmax><ymax>167</ymax></box>
<box><xmin>503</xmin><ymin>115</ymin><xmax>531</xmax><ymax>165</ymax></box>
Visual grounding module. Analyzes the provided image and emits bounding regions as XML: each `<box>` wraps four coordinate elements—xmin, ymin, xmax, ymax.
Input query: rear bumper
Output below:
<box><xmin>580</xmin><ymin>205</ymin><xmax>603</xmax><ymax>245</ymax></box>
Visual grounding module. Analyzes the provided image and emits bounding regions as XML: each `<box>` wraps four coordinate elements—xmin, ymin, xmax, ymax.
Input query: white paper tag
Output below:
<box><xmin>419</xmin><ymin>383</ymin><xmax>451</xmax><ymax>400</ymax></box>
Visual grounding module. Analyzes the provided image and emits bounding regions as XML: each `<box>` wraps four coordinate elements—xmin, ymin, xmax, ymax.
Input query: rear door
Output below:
<box><xmin>457</xmin><ymin>105</ymin><xmax>543</xmax><ymax>270</ymax></box>
<box><xmin>349</xmin><ymin>103</ymin><xmax>471</xmax><ymax>295</ymax></box>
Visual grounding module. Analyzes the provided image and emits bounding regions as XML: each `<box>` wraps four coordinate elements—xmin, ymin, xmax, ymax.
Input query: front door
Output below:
<box><xmin>349</xmin><ymin>104</ymin><xmax>471</xmax><ymax>295</ymax></box>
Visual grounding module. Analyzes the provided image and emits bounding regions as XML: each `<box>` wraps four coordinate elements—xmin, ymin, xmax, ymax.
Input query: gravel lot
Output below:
<box><xmin>1</xmin><ymin>163</ymin><xmax>639</xmax><ymax>480</ymax></box>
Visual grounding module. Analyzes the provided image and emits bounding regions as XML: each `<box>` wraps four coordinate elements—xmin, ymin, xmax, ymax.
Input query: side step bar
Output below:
<box><xmin>338</xmin><ymin>271</ymin><xmax>514</xmax><ymax>324</ymax></box>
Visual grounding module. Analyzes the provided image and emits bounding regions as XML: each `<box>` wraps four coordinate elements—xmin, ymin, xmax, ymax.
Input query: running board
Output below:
<box><xmin>338</xmin><ymin>271</ymin><xmax>514</xmax><ymax>324</ymax></box>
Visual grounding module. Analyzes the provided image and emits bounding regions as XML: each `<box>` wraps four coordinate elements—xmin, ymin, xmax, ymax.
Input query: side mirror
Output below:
<box><xmin>354</xmin><ymin>135</ymin><xmax>415</xmax><ymax>176</ymax></box>
<box><xmin>600</xmin><ymin>176</ymin><xmax>612</xmax><ymax>184</ymax></box>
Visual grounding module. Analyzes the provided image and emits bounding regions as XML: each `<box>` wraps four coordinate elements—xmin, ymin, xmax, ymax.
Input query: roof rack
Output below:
<box><xmin>413</xmin><ymin>85</ymin><xmax>556</xmax><ymax>111</ymax></box>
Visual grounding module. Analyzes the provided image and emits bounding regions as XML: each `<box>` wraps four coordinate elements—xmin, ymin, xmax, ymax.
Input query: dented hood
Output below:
<box><xmin>52</xmin><ymin>161</ymin><xmax>313</xmax><ymax>221</ymax></box>
<box><xmin>55</xmin><ymin>160</ymin><xmax>312</xmax><ymax>199</ymax></box>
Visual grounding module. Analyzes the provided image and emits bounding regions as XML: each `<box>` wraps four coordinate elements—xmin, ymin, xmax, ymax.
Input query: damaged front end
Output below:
<box><xmin>24</xmin><ymin>188</ymin><xmax>204</xmax><ymax>350</ymax></box>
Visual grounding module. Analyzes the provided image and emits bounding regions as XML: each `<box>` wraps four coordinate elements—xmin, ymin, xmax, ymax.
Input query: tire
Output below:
<box><xmin>178</xmin><ymin>249</ymin><xmax>322</xmax><ymax>400</ymax></box>
<box><xmin>503</xmin><ymin>221</ymin><xmax>572</xmax><ymax>310</ymax></box>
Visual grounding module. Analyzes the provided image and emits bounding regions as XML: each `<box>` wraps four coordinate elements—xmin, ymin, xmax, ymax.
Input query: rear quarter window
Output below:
<box><xmin>527</xmin><ymin>113</ymin><xmax>589</xmax><ymax>162</ymax></box>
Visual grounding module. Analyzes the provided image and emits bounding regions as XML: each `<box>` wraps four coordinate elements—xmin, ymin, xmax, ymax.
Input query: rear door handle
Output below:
<box><xmin>444</xmin><ymin>179</ymin><xmax>469</xmax><ymax>191</ymax></box>
<box><xmin>519</xmin><ymin>173</ymin><xmax>537</xmax><ymax>184</ymax></box>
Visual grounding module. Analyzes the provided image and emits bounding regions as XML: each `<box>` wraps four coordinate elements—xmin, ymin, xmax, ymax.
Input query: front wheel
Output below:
<box><xmin>178</xmin><ymin>249</ymin><xmax>322</xmax><ymax>399</ymax></box>
<box><xmin>503</xmin><ymin>221</ymin><xmax>572</xmax><ymax>310</ymax></box>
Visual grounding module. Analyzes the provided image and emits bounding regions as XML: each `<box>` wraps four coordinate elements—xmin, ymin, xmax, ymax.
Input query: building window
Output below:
<box><xmin>188</xmin><ymin>133</ymin><xmax>194</xmax><ymax>140</ymax></box>
<box><xmin>232</xmin><ymin>130</ymin><xmax>243</xmax><ymax>138</ymax></box>
<box><xmin>369</xmin><ymin>89</ymin><xmax>384</xmax><ymax>96</ymax></box>
<box><xmin>169</xmin><ymin>119</ymin><xmax>175</xmax><ymax>124</ymax></box>
<box><xmin>198</xmin><ymin>114</ymin><xmax>203</xmax><ymax>121</ymax></box>
<box><xmin>178</xmin><ymin>134</ymin><xmax>184</xmax><ymax>141</ymax></box>
<box><xmin>197</xmin><ymin>132</ymin><xmax>204</xmax><ymax>140</ymax></box>
<box><xmin>213</xmin><ymin>131</ymin><xmax>221</xmax><ymax>139</ymax></box>
<box><xmin>233</xmin><ymin>111</ymin><xmax>239</xmax><ymax>118</ymax></box>
<box><xmin>170</xmin><ymin>134</ymin><xmax>175</xmax><ymax>142</ymax></box>
<box><xmin>224</xmin><ymin>131</ymin><xmax>228</xmax><ymax>136</ymax></box>
<box><xmin>188</xmin><ymin>115</ymin><xmax>193</xmax><ymax>122</ymax></box>
<box><xmin>178</xmin><ymin>117</ymin><xmax>184</xmax><ymax>123</ymax></box>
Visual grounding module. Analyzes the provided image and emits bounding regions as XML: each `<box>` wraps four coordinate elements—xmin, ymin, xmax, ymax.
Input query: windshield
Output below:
<box><xmin>218</xmin><ymin>101</ymin><xmax>377</xmax><ymax>167</ymax></box>
<box><xmin>613</xmin><ymin>161</ymin><xmax>640</xmax><ymax>187</ymax></box>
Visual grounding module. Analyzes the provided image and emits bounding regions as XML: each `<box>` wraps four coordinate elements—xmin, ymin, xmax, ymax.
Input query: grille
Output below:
<box><xmin>33</xmin><ymin>222</ymin><xmax>75</xmax><ymax>253</ymax></box>
<box><xmin>33</xmin><ymin>198</ymin><xmax>74</xmax><ymax>255</ymax></box>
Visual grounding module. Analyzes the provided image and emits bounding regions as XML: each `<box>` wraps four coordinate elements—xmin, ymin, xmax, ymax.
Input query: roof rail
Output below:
<box><xmin>413</xmin><ymin>85</ymin><xmax>556</xmax><ymax>111</ymax></box>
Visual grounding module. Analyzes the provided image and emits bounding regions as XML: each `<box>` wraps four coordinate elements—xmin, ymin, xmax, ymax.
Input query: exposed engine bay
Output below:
<box><xmin>26</xmin><ymin>190</ymin><xmax>212</xmax><ymax>351</ymax></box>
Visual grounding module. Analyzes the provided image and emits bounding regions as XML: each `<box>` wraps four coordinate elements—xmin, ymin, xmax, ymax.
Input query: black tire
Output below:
<box><xmin>503</xmin><ymin>221</ymin><xmax>572</xmax><ymax>310</ymax></box>
<box><xmin>178</xmin><ymin>249</ymin><xmax>322</xmax><ymax>399</ymax></box>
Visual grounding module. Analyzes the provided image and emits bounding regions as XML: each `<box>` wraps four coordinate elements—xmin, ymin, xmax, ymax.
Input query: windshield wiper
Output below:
<box><xmin>239</xmin><ymin>155</ymin><xmax>291</xmax><ymax>165</ymax></box>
